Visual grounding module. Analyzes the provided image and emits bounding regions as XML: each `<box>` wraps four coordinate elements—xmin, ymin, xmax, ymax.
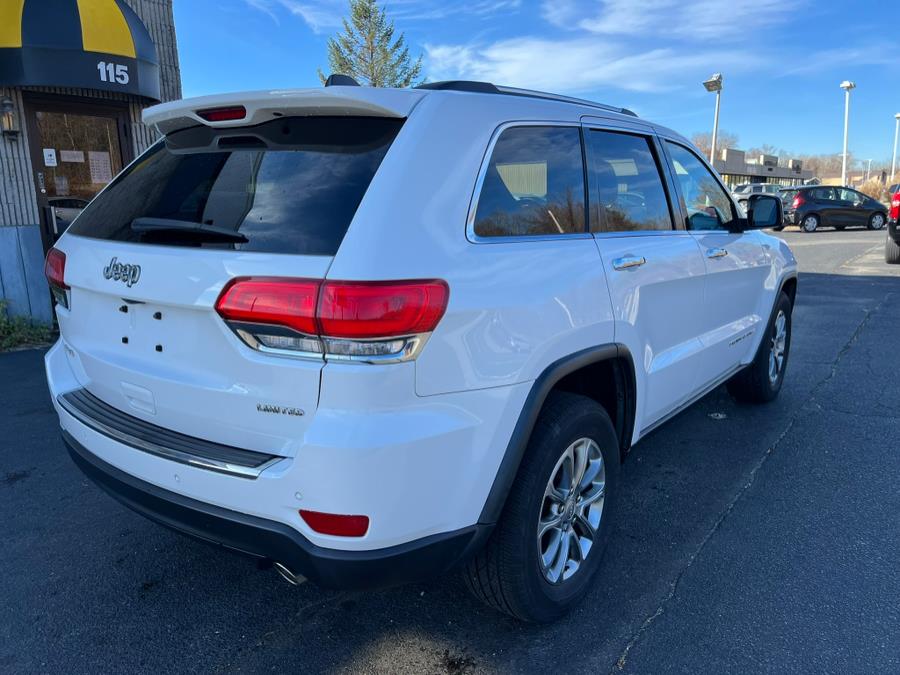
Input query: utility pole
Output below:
<box><xmin>840</xmin><ymin>80</ymin><xmax>855</xmax><ymax>186</ymax></box>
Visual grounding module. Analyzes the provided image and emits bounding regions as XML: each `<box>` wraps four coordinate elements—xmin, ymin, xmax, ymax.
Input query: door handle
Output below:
<box><xmin>612</xmin><ymin>255</ymin><xmax>646</xmax><ymax>270</ymax></box>
<box><xmin>706</xmin><ymin>247</ymin><xmax>728</xmax><ymax>259</ymax></box>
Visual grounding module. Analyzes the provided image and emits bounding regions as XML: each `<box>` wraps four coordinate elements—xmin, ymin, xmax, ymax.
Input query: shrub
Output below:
<box><xmin>0</xmin><ymin>301</ymin><xmax>52</xmax><ymax>351</ymax></box>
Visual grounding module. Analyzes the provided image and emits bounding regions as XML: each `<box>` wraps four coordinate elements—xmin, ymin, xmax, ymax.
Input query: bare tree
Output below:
<box><xmin>691</xmin><ymin>130</ymin><xmax>739</xmax><ymax>158</ymax></box>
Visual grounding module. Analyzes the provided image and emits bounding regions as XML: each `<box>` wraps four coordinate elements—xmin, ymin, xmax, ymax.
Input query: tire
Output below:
<box><xmin>464</xmin><ymin>391</ymin><xmax>620</xmax><ymax>623</ymax></box>
<box><xmin>887</xmin><ymin>236</ymin><xmax>900</xmax><ymax>264</ymax></box>
<box><xmin>727</xmin><ymin>292</ymin><xmax>793</xmax><ymax>403</ymax></box>
<box><xmin>800</xmin><ymin>214</ymin><xmax>819</xmax><ymax>232</ymax></box>
<box><xmin>868</xmin><ymin>212</ymin><xmax>886</xmax><ymax>230</ymax></box>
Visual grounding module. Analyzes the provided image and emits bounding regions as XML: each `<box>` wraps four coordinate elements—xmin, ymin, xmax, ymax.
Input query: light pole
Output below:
<box><xmin>840</xmin><ymin>80</ymin><xmax>855</xmax><ymax>186</ymax></box>
<box><xmin>865</xmin><ymin>159</ymin><xmax>872</xmax><ymax>182</ymax></box>
<box><xmin>703</xmin><ymin>73</ymin><xmax>723</xmax><ymax>164</ymax></box>
<box><xmin>892</xmin><ymin>113</ymin><xmax>900</xmax><ymax>181</ymax></box>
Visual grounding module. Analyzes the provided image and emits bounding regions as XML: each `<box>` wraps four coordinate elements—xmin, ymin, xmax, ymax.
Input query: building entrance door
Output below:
<box><xmin>23</xmin><ymin>95</ymin><xmax>131</xmax><ymax>248</ymax></box>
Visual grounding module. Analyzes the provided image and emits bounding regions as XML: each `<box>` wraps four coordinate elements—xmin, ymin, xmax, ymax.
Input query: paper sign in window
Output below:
<box><xmin>89</xmin><ymin>151</ymin><xmax>113</xmax><ymax>184</ymax></box>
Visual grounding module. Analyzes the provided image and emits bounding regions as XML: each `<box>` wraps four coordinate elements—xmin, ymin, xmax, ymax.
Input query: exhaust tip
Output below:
<box><xmin>273</xmin><ymin>561</ymin><xmax>307</xmax><ymax>586</ymax></box>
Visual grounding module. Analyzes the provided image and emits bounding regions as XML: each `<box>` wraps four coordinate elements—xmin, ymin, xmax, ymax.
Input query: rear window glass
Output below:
<box><xmin>67</xmin><ymin>116</ymin><xmax>403</xmax><ymax>255</ymax></box>
<box><xmin>473</xmin><ymin>126</ymin><xmax>586</xmax><ymax>237</ymax></box>
<box><xmin>780</xmin><ymin>190</ymin><xmax>798</xmax><ymax>202</ymax></box>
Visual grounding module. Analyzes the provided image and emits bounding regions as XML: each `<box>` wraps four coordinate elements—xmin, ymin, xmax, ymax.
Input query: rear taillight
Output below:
<box><xmin>196</xmin><ymin>105</ymin><xmax>247</xmax><ymax>122</ymax></box>
<box><xmin>299</xmin><ymin>510</ymin><xmax>369</xmax><ymax>537</ymax></box>
<box><xmin>890</xmin><ymin>192</ymin><xmax>900</xmax><ymax>221</ymax></box>
<box><xmin>215</xmin><ymin>277</ymin><xmax>449</xmax><ymax>363</ymax></box>
<box><xmin>792</xmin><ymin>195</ymin><xmax>805</xmax><ymax>209</ymax></box>
<box><xmin>44</xmin><ymin>247</ymin><xmax>69</xmax><ymax>309</ymax></box>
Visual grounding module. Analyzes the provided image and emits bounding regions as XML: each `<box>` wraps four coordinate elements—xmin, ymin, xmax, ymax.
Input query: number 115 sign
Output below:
<box><xmin>97</xmin><ymin>61</ymin><xmax>130</xmax><ymax>85</ymax></box>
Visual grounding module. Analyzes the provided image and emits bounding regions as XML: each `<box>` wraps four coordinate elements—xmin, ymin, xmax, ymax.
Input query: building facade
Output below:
<box><xmin>0</xmin><ymin>0</ymin><xmax>180</xmax><ymax>322</ymax></box>
<box><xmin>713</xmin><ymin>148</ymin><xmax>814</xmax><ymax>189</ymax></box>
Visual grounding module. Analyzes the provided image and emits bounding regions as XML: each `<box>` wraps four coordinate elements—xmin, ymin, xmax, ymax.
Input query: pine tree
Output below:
<box><xmin>318</xmin><ymin>0</ymin><xmax>423</xmax><ymax>88</ymax></box>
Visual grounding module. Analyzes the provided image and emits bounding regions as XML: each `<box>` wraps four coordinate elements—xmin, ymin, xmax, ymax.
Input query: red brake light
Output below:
<box><xmin>215</xmin><ymin>277</ymin><xmax>320</xmax><ymax>335</ymax></box>
<box><xmin>44</xmin><ymin>248</ymin><xmax>68</xmax><ymax>289</ymax></box>
<box><xmin>890</xmin><ymin>192</ymin><xmax>900</xmax><ymax>220</ymax></box>
<box><xmin>299</xmin><ymin>510</ymin><xmax>369</xmax><ymax>537</ymax></box>
<box><xmin>196</xmin><ymin>106</ymin><xmax>247</xmax><ymax>122</ymax></box>
<box><xmin>318</xmin><ymin>280</ymin><xmax>449</xmax><ymax>338</ymax></box>
<box><xmin>792</xmin><ymin>195</ymin><xmax>804</xmax><ymax>209</ymax></box>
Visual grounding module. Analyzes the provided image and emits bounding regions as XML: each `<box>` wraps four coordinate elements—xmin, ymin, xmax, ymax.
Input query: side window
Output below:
<box><xmin>473</xmin><ymin>126</ymin><xmax>585</xmax><ymax>237</ymax></box>
<box><xmin>665</xmin><ymin>142</ymin><xmax>736</xmax><ymax>231</ymax></box>
<box><xmin>838</xmin><ymin>188</ymin><xmax>862</xmax><ymax>203</ymax></box>
<box><xmin>588</xmin><ymin>130</ymin><xmax>673</xmax><ymax>232</ymax></box>
<box><xmin>813</xmin><ymin>187</ymin><xmax>835</xmax><ymax>201</ymax></box>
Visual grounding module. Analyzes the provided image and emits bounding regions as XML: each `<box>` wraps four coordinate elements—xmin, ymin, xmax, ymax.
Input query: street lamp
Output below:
<box><xmin>703</xmin><ymin>73</ymin><xmax>723</xmax><ymax>164</ymax></box>
<box><xmin>840</xmin><ymin>80</ymin><xmax>855</xmax><ymax>186</ymax></box>
<box><xmin>892</xmin><ymin>113</ymin><xmax>900</xmax><ymax>181</ymax></box>
<box><xmin>865</xmin><ymin>158</ymin><xmax>873</xmax><ymax>182</ymax></box>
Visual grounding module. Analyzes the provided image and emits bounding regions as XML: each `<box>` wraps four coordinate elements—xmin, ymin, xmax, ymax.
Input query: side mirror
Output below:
<box><xmin>746</xmin><ymin>194</ymin><xmax>783</xmax><ymax>230</ymax></box>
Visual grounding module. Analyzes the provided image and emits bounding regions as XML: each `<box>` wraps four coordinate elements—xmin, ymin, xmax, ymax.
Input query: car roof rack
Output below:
<box><xmin>415</xmin><ymin>80</ymin><xmax>638</xmax><ymax>117</ymax></box>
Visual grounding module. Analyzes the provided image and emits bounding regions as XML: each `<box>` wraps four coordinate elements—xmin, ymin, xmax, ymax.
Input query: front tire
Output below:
<box><xmin>868</xmin><ymin>212</ymin><xmax>886</xmax><ymax>230</ymax></box>
<box><xmin>801</xmin><ymin>214</ymin><xmax>819</xmax><ymax>232</ymax></box>
<box><xmin>727</xmin><ymin>292</ymin><xmax>793</xmax><ymax>403</ymax></box>
<box><xmin>464</xmin><ymin>392</ymin><xmax>619</xmax><ymax>622</ymax></box>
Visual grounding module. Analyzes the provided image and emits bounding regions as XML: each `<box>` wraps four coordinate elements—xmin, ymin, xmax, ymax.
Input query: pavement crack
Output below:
<box><xmin>611</xmin><ymin>291</ymin><xmax>890</xmax><ymax>673</ymax></box>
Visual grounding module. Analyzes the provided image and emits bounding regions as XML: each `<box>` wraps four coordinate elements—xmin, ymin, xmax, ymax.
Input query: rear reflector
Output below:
<box><xmin>196</xmin><ymin>106</ymin><xmax>247</xmax><ymax>122</ymax></box>
<box><xmin>299</xmin><ymin>510</ymin><xmax>369</xmax><ymax>537</ymax></box>
<box><xmin>318</xmin><ymin>280</ymin><xmax>449</xmax><ymax>338</ymax></box>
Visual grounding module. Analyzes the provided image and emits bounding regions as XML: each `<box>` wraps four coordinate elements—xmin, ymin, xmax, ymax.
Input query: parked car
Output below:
<box><xmin>781</xmin><ymin>185</ymin><xmax>887</xmax><ymax>232</ymax></box>
<box><xmin>48</xmin><ymin>197</ymin><xmax>90</xmax><ymax>235</ymax></box>
<box><xmin>887</xmin><ymin>189</ymin><xmax>900</xmax><ymax>263</ymax></box>
<box><xmin>43</xmin><ymin>80</ymin><xmax>798</xmax><ymax>623</ymax></box>
<box><xmin>733</xmin><ymin>183</ymin><xmax>782</xmax><ymax>211</ymax></box>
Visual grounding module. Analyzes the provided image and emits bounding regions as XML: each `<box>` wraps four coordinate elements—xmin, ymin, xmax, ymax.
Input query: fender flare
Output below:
<box><xmin>477</xmin><ymin>343</ymin><xmax>635</xmax><ymax>525</ymax></box>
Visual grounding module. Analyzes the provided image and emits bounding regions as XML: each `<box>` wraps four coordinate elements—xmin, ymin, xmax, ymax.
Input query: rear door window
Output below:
<box><xmin>66</xmin><ymin>116</ymin><xmax>403</xmax><ymax>255</ymax></box>
<box><xmin>588</xmin><ymin>130</ymin><xmax>673</xmax><ymax>232</ymax></box>
<box><xmin>473</xmin><ymin>126</ymin><xmax>586</xmax><ymax>237</ymax></box>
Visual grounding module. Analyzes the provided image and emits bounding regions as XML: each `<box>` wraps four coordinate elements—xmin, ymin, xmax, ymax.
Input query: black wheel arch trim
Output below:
<box><xmin>477</xmin><ymin>343</ymin><xmax>635</xmax><ymax>525</ymax></box>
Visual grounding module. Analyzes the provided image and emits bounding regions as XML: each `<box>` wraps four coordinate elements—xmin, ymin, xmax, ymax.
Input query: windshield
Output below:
<box><xmin>66</xmin><ymin>116</ymin><xmax>403</xmax><ymax>255</ymax></box>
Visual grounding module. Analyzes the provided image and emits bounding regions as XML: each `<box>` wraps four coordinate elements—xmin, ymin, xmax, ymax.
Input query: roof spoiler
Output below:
<box><xmin>143</xmin><ymin>87</ymin><xmax>422</xmax><ymax>135</ymax></box>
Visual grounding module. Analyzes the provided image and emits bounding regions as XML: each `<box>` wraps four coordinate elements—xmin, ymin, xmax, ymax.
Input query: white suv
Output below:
<box><xmin>44</xmin><ymin>81</ymin><xmax>797</xmax><ymax>622</ymax></box>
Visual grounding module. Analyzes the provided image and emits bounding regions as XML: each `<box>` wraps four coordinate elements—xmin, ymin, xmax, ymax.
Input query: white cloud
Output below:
<box><xmin>426</xmin><ymin>36</ymin><xmax>761</xmax><ymax>94</ymax></box>
<box><xmin>542</xmin><ymin>0</ymin><xmax>803</xmax><ymax>40</ymax></box>
<box><xmin>244</xmin><ymin>0</ymin><xmax>343</xmax><ymax>33</ymax></box>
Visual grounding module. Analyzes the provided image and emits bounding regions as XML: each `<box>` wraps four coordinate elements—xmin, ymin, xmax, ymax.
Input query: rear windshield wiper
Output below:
<box><xmin>130</xmin><ymin>217</ymin><xmax>249</xmax><ymax>244</ymax></box>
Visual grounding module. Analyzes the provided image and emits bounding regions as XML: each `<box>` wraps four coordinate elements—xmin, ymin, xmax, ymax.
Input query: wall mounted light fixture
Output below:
<box><xmin>1</xmin><ymin>97</ymin><xmax>21</xmax><ymax>138</ymax></box>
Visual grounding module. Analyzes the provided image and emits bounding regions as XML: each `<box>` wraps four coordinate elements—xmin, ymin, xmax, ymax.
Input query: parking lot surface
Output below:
<box><xmin>2</xmin><ymin>229</ymin><xmax>899</xmax><ymax>674</ymax></box>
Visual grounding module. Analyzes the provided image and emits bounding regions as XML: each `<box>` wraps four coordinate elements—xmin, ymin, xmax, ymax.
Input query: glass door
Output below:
<box><xmin>23</xmin><ymin>95</ymin><xmax>131</xmax><ymax>246</ymax></box>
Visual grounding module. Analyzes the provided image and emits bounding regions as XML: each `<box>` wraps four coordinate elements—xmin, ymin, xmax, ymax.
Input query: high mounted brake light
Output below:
<box><xmin>215</xmin><ymin>277</ymin><xmax>449</xmax><ymax>363</ymax></box>
<box><xmin>196</xmin><ymin>106</ymin><xmax>247</xmax><ymax>122</ymax></box>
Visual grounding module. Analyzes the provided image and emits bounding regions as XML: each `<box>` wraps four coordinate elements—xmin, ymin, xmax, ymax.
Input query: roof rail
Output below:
<box><xmin>415</xmin><ymin>80</ymin><xmax>637</xmax><ymax>117</ymax></box>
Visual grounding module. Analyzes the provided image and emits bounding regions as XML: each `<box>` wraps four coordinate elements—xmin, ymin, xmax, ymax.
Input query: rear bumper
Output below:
<box><xmin>63</xmin><ymin>430</ymin><xmax>489</xmax><ymax>589</ymax></box>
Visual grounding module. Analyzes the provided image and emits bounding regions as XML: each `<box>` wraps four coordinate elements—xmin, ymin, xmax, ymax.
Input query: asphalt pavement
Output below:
<box><xmin>2</xmin><ymin>228</ymin><xmax>898</xmax><ymax>674</ymax></box>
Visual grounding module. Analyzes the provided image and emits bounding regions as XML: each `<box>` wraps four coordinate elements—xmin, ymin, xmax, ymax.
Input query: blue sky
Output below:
<box><xmin>173</xmin><ymin>0</ymin><xmax>898</xmax><ymax>166</ymax></box>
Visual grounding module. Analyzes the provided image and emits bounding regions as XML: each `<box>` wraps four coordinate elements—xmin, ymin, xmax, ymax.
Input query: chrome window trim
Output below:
<box><xmin>465</xmin><ymin>120</ymin><xmax>589</xmax><ymax>244</ymax></box>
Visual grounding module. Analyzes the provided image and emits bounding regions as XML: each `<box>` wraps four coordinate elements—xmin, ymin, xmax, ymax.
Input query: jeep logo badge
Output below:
<box><xmin>103</xmin><ymin>257</ymin><xmax>141</xmax><ymax>287</ymax></box>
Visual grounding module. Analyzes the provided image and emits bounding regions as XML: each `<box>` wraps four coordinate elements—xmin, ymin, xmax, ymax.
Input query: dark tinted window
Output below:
<box><xmin>589</xmin><ymin>130</ymin><xmax>672</xmax><ymax>232</ymax></box>
<box><xmin>666</xmin><ymin>142</ymin><xmax>736</xmax><ymax>231</ymax></box>
<box><xmin>812</xmin><ymin>187</ymin><xmax>836</xmax><ymax>201</ymax></box>
<box><xmin>474</xmin><ymin>126</ymin><xmax>585</xmax><ymax>237</ymax></box>
<box><xmin>68</xmin><ymin>116</ymin><xmax>403</xmax><ymax>255</ymax></box>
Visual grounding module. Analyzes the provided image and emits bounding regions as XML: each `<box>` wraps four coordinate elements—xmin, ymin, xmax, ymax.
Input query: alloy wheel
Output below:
<box><xmin>537</xmin><ymin>437</ymin><xmax>606</xmax><ymax>584</ymax></box>
<box><xmin>769</xmin><ymin>310</ymin><xmax>787</xmax><ymax>384</ymax></box>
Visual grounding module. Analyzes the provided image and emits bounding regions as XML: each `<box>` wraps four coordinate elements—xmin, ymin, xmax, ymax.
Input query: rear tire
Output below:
<box><xmin>887</xmin><ymin>236</ymin><xmax>900</xmax><ymax>264</ymax></box>
<box><xmin>464</xmin><ymin>391</ymin><xmax>620</xmax><ymax>623</ymax></box>
<box><xmin>868</xmin><ymin>212</ymin><xmax>886</xmax><ymax>230</ymax></box>
<box><xmin>727</xmin><ymin>292</ymin><xmax>793</xmax><ymax>403</ymax></box>
<box><xmin>801</xmin><ymin>214</ymin><xmax>819</xmax><ymax>232</ymax></box>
